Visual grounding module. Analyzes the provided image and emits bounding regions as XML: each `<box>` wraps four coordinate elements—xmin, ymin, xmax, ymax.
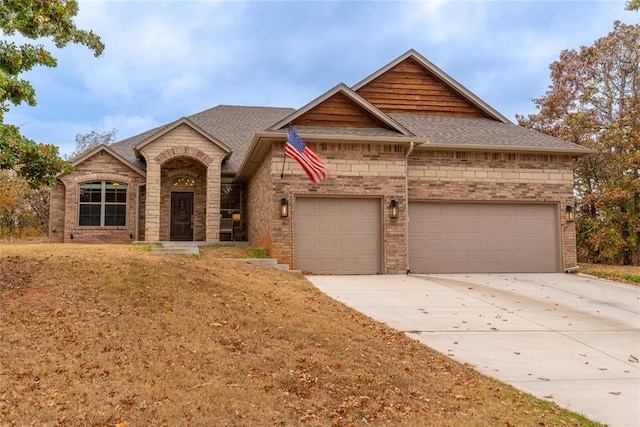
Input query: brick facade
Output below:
<box><xmin>137</xmin><ymin>124</ymin><xmax>227</xmax><ymax>242</ymax></box>
<box><xmin>48</xmin><ymin>150</ymin><xmax>145</xmax><ymax>243</ymax></box>
<box><xmin>49</xmin><ymin>135</ymin><xmax>578</xmax><ymax>273</ymax></box>
<box><xmin>49</xmin><ymin>50</ymin><xmax>585</xmax><ymax>274</ymax></box>
<box><xmin>249</xmin><ymin>141</ymin><xmax>408</xmax><ymax>274</ymax></box>
<box><xmin>408</xmin><ymin>150</ymin><xmax>577</xmax><ymax>269</ymax></box>
<box><xmin>246</xmin><ymin>143</ymin><xmax>578</xmax><ymax>273</ymax></box>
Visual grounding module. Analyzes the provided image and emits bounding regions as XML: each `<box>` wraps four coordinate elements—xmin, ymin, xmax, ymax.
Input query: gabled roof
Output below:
<box><xmin>71</xmin><ymin>144</ymin><xmax>146</xmax><ymax>177</ymax></box>
<box><xmin>100</xmin><ymin>50</ymin><xmax>591</xmax><ymax>182</ymax></box>
<box><xmin>109</xmin><ymin>105</ymin><xmax>295</xmax><ymax>173</ymax></box>
<box><xmin>133</xmin><ymin>116</ymin><xmax>232</xmax><ymax>157</ymax></box>
<box><xmin>352</xmin><ymin>49</ymin><xmax>511</xmax><ymax>124</ymax></box>
<box><xmin>269</xmin><ymin>83</ymin><xmax>412</xmax><ymax>136</ymax></box>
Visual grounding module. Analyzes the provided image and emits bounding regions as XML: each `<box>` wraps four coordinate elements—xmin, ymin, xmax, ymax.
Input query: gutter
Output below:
<box><xmin>416</xmin><ymin>142</ymin><xmax>596</xmax><ymax>157</ymax></box>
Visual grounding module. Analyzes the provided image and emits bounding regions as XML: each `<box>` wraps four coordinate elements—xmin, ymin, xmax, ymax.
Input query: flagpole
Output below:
<box><xmin>281</xmin><ymin>126</ymin><xmax>290</xmax><ymax>179</ymax></box>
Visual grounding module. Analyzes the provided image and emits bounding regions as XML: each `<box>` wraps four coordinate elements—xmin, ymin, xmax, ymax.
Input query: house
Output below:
<box><xmin>49</xmin><ymin>50</ymin><xmax>592</xmax><ymax>274</ymax></box>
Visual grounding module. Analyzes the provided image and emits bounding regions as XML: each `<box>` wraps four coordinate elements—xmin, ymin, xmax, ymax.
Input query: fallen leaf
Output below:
<box><xmin>628</xmin><ymin>354</ymin><xmax>639</xmax><ymax>363</ymax></box>
<box><xmin>543</xmin><ymin>394</ymin><xmax>554</xmax><ymax>399</ymax></box>
<box><xmin>609</xmin><ymin>391</ymin><xmax>621</xmax><ymax>395</ymax></box>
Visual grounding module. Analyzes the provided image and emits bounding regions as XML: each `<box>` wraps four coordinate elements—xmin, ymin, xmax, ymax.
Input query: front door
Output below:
<box><xmin>171</xmin><ymin>192</ymin><xmax>194</xmax><ymax>241</ymax></box>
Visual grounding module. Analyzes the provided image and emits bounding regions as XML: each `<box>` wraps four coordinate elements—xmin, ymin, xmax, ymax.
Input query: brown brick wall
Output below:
<box><xmin>246</xmin><ymin>147</ymin><xmax>275</xmax><ymax>250</ymax></box>
<box><xmin>408</xmin><ymin>150</ymin><xmax>577</xmax><ymax>269</ymax></box>
<box><xmin>48</xmin><ymin>183</ymin><xmax>66</xmax><ymax>243</ymax></box>
<box><xmin>247</xmin><ymin>144</ymin><xmax>578</xmax><ymax>273</ymax></box>
<box><xmin>137</xmin><ymin>185</ymin><xmax>146</xmax><ymax>241</ymax></box>
<box><xmin>249</xmin><ymin>141</ymin><xmax>408</xmax><ymax>274</ymax></box>
<box><xmin>53</xmin><ymin>149</ymin><xmax>146</xmax><ymax>244</ymax></box>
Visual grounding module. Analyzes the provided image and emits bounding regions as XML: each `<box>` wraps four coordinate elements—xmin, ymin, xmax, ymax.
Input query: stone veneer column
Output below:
<box><xmin>145</xmin><ymin>161</ymin><xmax>161</xmax><ymax>241</ymax></box>
<box><xmin>205</xmin><ymin>163</ymin><xmax>221</xmax><ymax>242</ymax></box>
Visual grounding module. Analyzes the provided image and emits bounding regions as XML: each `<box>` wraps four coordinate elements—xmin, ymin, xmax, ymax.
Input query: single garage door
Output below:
<box><xmin>296</xmin><ymin>198</ymin><xmax>381</xmax><ymax>274</ymax></box>
<box><xmin>409</xmin><ymin>202</ymin><xmax>560</xmax><ymax>273</ymax></box>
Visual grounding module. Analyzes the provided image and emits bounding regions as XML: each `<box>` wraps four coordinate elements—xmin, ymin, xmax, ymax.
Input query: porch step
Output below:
<box><xmin>230</xmin><ymin>258</ymin><xmax>300</xmax><ymax>274</ymax></box>
<box><xmin>150</xmin><ymin>242</ymin><xmax>200</xmax><ymax>256</ymax></box>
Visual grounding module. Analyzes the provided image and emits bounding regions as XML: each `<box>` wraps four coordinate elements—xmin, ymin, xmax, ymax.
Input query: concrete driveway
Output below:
<box><xmin>307</xmin><ymin>273</ymin><xmax>640</xmax><ymax>427</ymax></box>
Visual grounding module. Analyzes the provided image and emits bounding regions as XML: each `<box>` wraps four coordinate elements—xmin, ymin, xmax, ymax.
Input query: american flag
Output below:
<box><xmin>285</xmin><ymin>127</ymin><xmax>328</xmax><ymax>184</ymax></box>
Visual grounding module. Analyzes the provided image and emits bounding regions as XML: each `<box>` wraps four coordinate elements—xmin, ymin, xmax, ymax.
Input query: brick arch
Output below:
<box><xmin>154</xmin><ymin>147</ymin><xmax>213</xmax><ymax>167</ymax></box>
<box><xmin>70</xmin><ymin>173</ymin><xmax>134</xmax><ymax>186</ymax></box>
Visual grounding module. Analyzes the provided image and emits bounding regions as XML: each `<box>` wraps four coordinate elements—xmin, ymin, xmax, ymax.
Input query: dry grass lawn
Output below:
<box><xmin>1</xmin><ymin>244</ymin><xmax>602</xmax><ymax>426</ymax></box>
<box><xmin>579</xmin><ymin>263</ymin><xmax>640</xmax><ymax>285</ymax></box>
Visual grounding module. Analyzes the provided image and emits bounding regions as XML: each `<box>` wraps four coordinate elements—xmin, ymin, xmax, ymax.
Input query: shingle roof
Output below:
<box><xmin>390</xmin><ymin>114</ymin><xmax>592</xmax><ymax>153</ymax></box>
<box><xmin>188</xmin><ymin>105</ymin><xmax>295</xmax><ymax>171</ymax></box>
<box><xmin>109</xmin><ymin>105</ymin><xmax>295</xmax><ymax>173</ymax></box>
<box><xmin>108</xmin><ymin>106</ymin><xmax>590</xmax><ymax>177</ymax></box>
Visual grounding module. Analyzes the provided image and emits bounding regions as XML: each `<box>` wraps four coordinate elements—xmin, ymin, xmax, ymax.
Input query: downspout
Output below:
<box><xmin>405</xmin><ymin>141</ymin><xmax>415</xmax><ymax>274</ymax></box>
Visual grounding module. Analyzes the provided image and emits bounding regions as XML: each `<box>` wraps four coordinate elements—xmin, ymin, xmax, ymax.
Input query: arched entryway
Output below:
<box><xmin>160</xmin><ymin>157</ymin><xmax>207</xmax><ymax>241</ymax></box>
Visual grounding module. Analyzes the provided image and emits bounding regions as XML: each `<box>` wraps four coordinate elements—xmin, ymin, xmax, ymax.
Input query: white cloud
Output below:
<box><xmin>4</xmin><ymin>0</ymin><xmax>637</xmax><ymax>153</ymax></box>
<box><xmin>72</xmin><ymin>1</ymin><xmax>245</xmax><ymax>108</ymax></box>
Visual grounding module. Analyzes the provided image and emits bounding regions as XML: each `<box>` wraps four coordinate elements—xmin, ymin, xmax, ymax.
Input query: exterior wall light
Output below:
<box><xmin>232</xmin><ymin>213</ymin><xmax>241</xmax><ymax>222</ymax></box>
<box><xmin>390</xmin><ymin>199</ymin><xmax>399</xmax><ymax>219</ymax></box>
<box><xmin>565</xmin><ymin>205</ymin><xmax>575</xmax><ymax>222</ymax></box>
<box><xmin>280</xmin><ymin>198</ymin><xmax>289</xmax><ymax>218</ymax></box>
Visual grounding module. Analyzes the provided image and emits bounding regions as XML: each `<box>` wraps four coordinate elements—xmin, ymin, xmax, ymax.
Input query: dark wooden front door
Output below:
<box><xmin>171</xmin><ymin>192</ymin><xmax>194</xmax><ymax>241</ymax></box>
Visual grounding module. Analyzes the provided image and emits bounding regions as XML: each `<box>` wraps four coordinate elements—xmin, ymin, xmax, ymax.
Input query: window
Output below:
<box><xmin>172</xmin><ymin>176</ymin><xmax>195</xmax><ymax>187</ymax></box>
<box><xmin>79</xmin><ymin>181</ymin><xmax>127</xmax><ymax>226</ymax></box>
<box><xmin>220</xmin><ymin>184</ymin><xmax>241</xmax><ymax>219</ymax></box>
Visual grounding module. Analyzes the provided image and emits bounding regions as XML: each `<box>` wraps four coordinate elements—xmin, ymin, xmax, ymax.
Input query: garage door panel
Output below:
<box><xmin>296</xmin><ymin>198</ymin><xmax>381</xmax><ymax>274</ymax></box>
<box><xmin>409</xmin><ymin>202</ymin><xmax>559</xmax><ymax>274</ymax></box>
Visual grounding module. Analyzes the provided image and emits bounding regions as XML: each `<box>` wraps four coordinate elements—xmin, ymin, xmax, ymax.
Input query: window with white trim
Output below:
<box><xmin>79</xmin><ymin>181</ymin><xmax>127</xmax><ymax>226</ymax></box>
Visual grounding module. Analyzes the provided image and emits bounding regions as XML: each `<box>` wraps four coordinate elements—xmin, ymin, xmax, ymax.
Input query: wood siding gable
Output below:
<box><xmin>269</xmin><ymin>84</ymin><xmax>411</xmax><ymax>135</ymax></box>
<box><xmin>293</xmin><ymin>91</ymin><xmax>392</xmax><ymax>128</ymax></box>
<box><xmin>356</xmin><ymin>57</ymin><xmax>490</xmax><ymax>118</ymax></box>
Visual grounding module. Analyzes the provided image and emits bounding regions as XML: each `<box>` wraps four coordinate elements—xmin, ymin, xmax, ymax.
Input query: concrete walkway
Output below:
<box><xmin>307</xmin><ymin>273</ymin><xmax>640</xmax><ymax>427</ymax></box>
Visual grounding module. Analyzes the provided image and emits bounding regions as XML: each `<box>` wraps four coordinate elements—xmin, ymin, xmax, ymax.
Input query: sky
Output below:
<box><xmin>4</xmin><ymin>0</ymin><xmax>638</xmax><ymax>157</ymax></box>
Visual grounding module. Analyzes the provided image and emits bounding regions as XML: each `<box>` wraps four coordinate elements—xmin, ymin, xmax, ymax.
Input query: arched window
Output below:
<box><xmin>172</xmin><ymin>176</ymin><xmax>196</xmax><ymax>187</ymax></box>
<box><xmin>79</xmin><ymin>181</ymin><xmax>127</xmax><ymax>226</ymax></box>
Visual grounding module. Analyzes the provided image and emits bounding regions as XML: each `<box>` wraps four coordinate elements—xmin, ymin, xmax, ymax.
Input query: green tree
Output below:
<box><xmin>627</xmin><ymin>0</ymin><xmax>639</xmax><ymax>11</ymax></box>
<box><xmin>0</xmin><ymin>0</ymin><xmax>104</xmax><ymax>188</ymax></box>
<box><xmin>67</xmin><ymin>128</ymin><xmax>117</xmax><ymax>160</ymax></box>
<box><xmin>518</xmin><ymin>21</ymin><xmax>640</xmax><ymax>265</ymax></box>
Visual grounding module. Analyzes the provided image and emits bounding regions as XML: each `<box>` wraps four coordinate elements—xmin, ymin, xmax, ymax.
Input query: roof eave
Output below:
<box><xmin>234</xmin><ymin>131</ymin><xmax>421</xmax><ymax>182</ymax></box>
<box><xmin>415</xmin><ymin>142</ymin><xmax>596</xmax><ymax>156</ymax></box>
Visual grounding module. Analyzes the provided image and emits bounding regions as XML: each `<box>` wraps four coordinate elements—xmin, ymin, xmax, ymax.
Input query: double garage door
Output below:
<box><xmin>294</xmin><ymin>199</ymin><xmax>560</xmax><ymax>274</ymax></box>
<box><xmin>409</xmin><ymin>202</ymin><xmax>560</xmax><ymax>274</ymax></box>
